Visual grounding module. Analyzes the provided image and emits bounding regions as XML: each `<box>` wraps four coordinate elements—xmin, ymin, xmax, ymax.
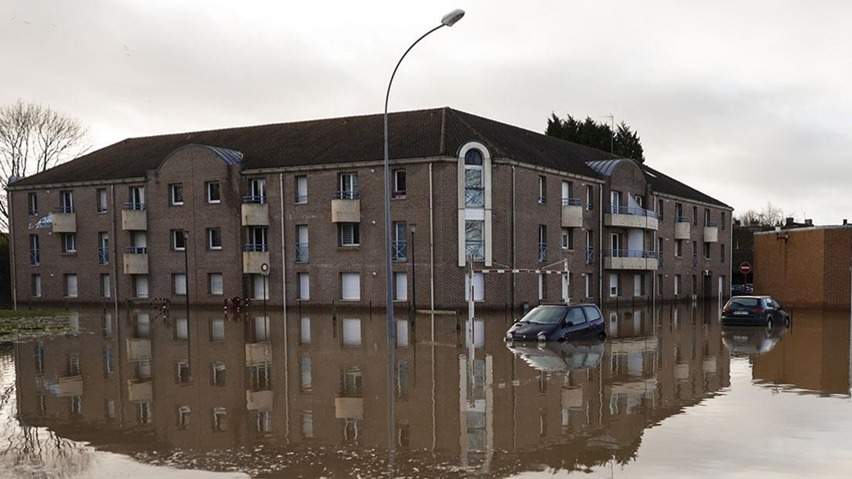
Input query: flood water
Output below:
<box><xmin>2</xmin><ymin>302</ymin><xmax>852</xmax><ymax>478</ymax></box>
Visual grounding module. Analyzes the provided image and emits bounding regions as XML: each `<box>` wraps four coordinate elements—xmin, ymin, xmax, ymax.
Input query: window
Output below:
<box><xmin>130</xmin><ymin>231</ymin><xmax>147</xmax><ymax>252</ymax></box>
<box><xmin>213</xmin><ymin>408</ymin><xmax>227</xmax><ymax>432</ymax></box>
<box><xmin>169</xmin><ymin>183</ymin><xmax>184</xmax><ymax>206</ymax></box>
<box><xmin>300</xmin><ymin>356</ymin><xmax>312</xmax><ymax>391</ymax></box>
<box><xmin>28</xmin><ymin>192</ymin><xmax>37</xmax><ymax>215</ymax></box>
<box><xmin>393</xmin><ymin>169</ymin><xmax>406</xmax><ymax>198</ymax></box>
<box><xmin>396</xmin><ymin>319</ymin><xmax>410</xmax><ymax>347</ymax></box>
<box><xmin>206</xmin><ymin>181</ymin><xmax>221</xmax><ymax>204</ymax></box>
<box><xmin>98</xmin><ymin>232</ymin><xmax>109</xmax><ymax>264</ymax></box>
<box><xmin>342</xmin><ymin>319</ymin><xmax>362</xmax><ymax>346</ymax></box>
<box><xmin>721</xmin><ymin>243</ymin><xmax>726</xmax><ymax>262</ymax></box>
<box><xmin>393</xmin><ymin>222</ymin><xmax>407</xmax><ymax>261</ymax></box>
<box><xmin>657</xmin><ymin>199</ymin><xmax>664</xmax><ymax>220</ymax></box>
<box><xmin>178</xmin><ymin>406</ymin><xmax>191</xmax><ymax>430</ymax></box>
<box><xmin>302</xmin><ymin>412</ymin><xmax>314</xmax><ymax>438</ymax></box>
<box><xmin>338</xmin><ymin>172</ymin><xmax>358</xmax><ymax>199</ymax></box>
<box><xmin>105</xmin><ymin>399</ymin><xmax>116</xmax><ymax>419</ymax></box>
<box><xmin>256</xmin><ymin>411</ymin><xmax>272</xmax><ymax>433</ymax></box>
<box><xmin>100</xmin><ymin>273</ymin><xmax>111</xmax><ymax>298</ymax></box>
<box><xmin>675</xmin><ymin>203</ymin><xmax>684</xmax><ymax>221</ymax></box>
<box><xmin>585</xmin><ymin>185</ymin><xmax>594</xmax><ymax>210</ymax></box>
<box><xmin>538</xmin><ymin>175</ymin><xmax>547</xmax><ymax>204</ymax></box>
<box><xmin>464</xmin><ymin>149</ymin><xmax>484</xmax><ymax>208</ymax></box>
<box><xmin>171</xmin><ymin>229</ymin><xmax>186</xmax><ymax>251</ymax></box>
<box><xmin>175</xmin><ymin>317</ymin><xmax>188</xmax><ymax>340</ymax></box>
<box><xmin>538</xmin><ymin>273</ymin><xmax>546</xmax><ymax>301</ymax></box>
<box><xmin>251</xmin><ymin>274</ymin><xmax>269</xmax><ymax>300</ymax></box>
<box><xmin>340</xmin><ymin>273</ymin><xmax>361</xmax><ymax>301</ymax></box>
<box><xmin>465</xmin><ymin>220</ymin><xmax>484</xmax><ymax>261</ymax></box>
<box><xmin>295</xmin><ymin>175</ymin><xmax>308</xmax><ymax>203</ymax></box>
<box><xmin>297</xmin><ymin>273</ymin><xmax>310</xmax><ymax>300</ymax></box>
<box><xmin>59</xmin><ymin>190</ymin><xmax>74</xmax><ymax>213</ymax></box>
<box><xmin>674</xmin><ymin>275</ymin><xmax>681</xmax><ymax>296</ymax></box>
<box><xmin>394</xmin><ymin>272</ymin><xmax>408</xmax><ymax>301</ymax></box>
<box><xmin>137</xmin><ymin>401</ymin><xmax>152</xmax><ymax>424</ymax></box>
<box><xmin>300</xmin><ymin>317</ymin><xmax>311</xmax><ymax>344</ymax></box>
<box><xmin>296</xmin><ymin>225</ymin><xmax>309</xmax><ymax>263</ymax></box>
<box><xmin>584</xmin><ymin>273</ymin><xmax>592</xmax><ymax>298</ymax></box>
<box><xmin>209</xmin><ymin>273</ymin><xmax>224</xmax><ymax>296</ymax></box>
<box><xmin>211</xmin><ymin>362</ymin><xmax>226</xmax><ymax>386</ymax></box>
<box><xmin>609</xmin><ymin>273</ymin><xmax>618</xmax><ymax>297</ymax></box>
<box><xmin>177</xmin><ymin>360</ymin><xmax>191</xmax><ymax>383</ymax></box>
<box><xmin>29</xmin><ymin>234</ymin><xmax>39</xmax><ymax>265</ymax></box>
<box><xmin>704</xmin><ymin>209</ymin><xmax>711</xmax><ymax>226</ymax></box>
<box><xmin>103</xmin><ymin>312</ymin><xmax>113</xmax><ymax>337</ymax></box>
<box><xmin>538</xmin><ymin>225</ymin><xmax>547</xmax><ymax>262</ymax></box>
<box><xmin>64</xmin><ymin>274</ymin><xmax>78</xmax><ymax>298</ymax></box>
<box><xmin>61</xmin><ymin>233</ymin><xmax>76</xmax><ymax>254</ymax></box>
<box><xmin>93</xmin><ymin>188</ymin><xmax>107</xmax><ymax>213</ymax></box>
<box><xmin>31</xmin><ymin>274</ymin><xmax>42</xmax><ymax>297</ymax></box>
<box><xmin>133</xmin><ymin>275</ymin><xmax>149</xmax><ymax>298</ymax></box>
<box><xmin>245</xmin><ymin>226</ymin><xmax>268</xmax><ymax>251</ymax></box>
<box><xmin>207</xmin><ymin>228</ymin><xmax>222</xmax><ymax>250</ymax></box>
<box><xmin>675</xmin><ymin>239</ymin><xmax>683</xmax><ymax>257</ymax></box>
<box><xmin>610</xmin><ymin>190</ymin><xmax>622</xmax><ymax>213</ymax></box>
<box><xmin>129</xmin><ymin>186</ymin><xmax>145</xmax><ymax>210</ymax></box>
<box><xmin>704</xmin><ymin>242</ymin><xmax>711</xmax><ymax>259</ymax></box>
<box><xmin>173</xmin><ymin>273</ymin><xmax>187</xmax><ymax>296</ymax></box>
<box><xmin>561</xmin><ymin>180</ymin><xmax>573</xmax><ymax>204</ymax></box>
<box><xmin>338</xmin><ymin>223</ymin><xmax>360</xmax><ymax>247</ymax></box>
<box><xmin>248</xmin><ymin>177</ymin><xmax>266</xmax><ymax>203</ymax></box>
<box><xmin>464</xmin><ymin>272</ymin><xmax>485</xmax><ymax>302</ymax></box>
<box><xmin>561</xmin><ymin>228</ymin><xmax>574</xmax><ymax>250</ymax></box>
<box><xmin>692</xmin><ymin>241</ymin><xmax>698</xmax><ymax>259</ymax></box>
<box><xmin>721</xmin><ymin>211</ymin><xmax>727</xmax><ymax>230</ymax></box>
<box><xmin>693</xmin><ymin>206</ymin><xmax>698</xmax><ymax>225</ymax></box>
<box><xmin>70</xmin><ymin>396</ymin><xmax>82</xmax><ymax>415</ymax></box>
<box><xmin>210</xmin><ymin>318</ymin><xmax>225</xmax><ymax>341</ymax></box>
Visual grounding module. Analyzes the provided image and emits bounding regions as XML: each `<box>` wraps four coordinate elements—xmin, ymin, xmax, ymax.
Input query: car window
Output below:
<box><xmin>730</xmin><ymin>298</ymin><xmax>759</xmax><ymax>308</ymax></box>
<box><xmin>566</xmin><ymin>307</ymin><xmax>586</xmax><ymax>324</ymax></box>
<box><xmin>582</xmin><ymin>306</ymin><xmax>602</xmax><ymax>321</ymax></box>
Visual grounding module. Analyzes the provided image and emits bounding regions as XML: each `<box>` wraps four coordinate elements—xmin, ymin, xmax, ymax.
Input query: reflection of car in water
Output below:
<box><xmin>731</xmin><ymin>283</ymin><xmax>754</xmax><ymax>296</ymax></box>
<box><xmin>722</xmin><ymin>324</ymin><xmax>789</xmax><ymax>355</ymax></box>
<box><xmin>506</xmin><ymin>339</ymin><xmax>605</xmax><ymax>372</ymax></box>
<box><xmin>721</xmin><ymin>295</ymin><xmax>791</xmax><ymax>327</ymax></box>
<box><xmin>505</xmin><ymin>304</ymin><xmax>605</xmax><ymax>342</ymax></box>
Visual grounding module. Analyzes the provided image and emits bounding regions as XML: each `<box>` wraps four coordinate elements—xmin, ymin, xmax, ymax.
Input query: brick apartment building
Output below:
<box><xmin>754</xmin><ymin>225</ymin><xmax>852</xmax><ymax>309</ymax></box>
<box><xmin>5</xmin><ymin>107</ymin><xmax>732</xmax><ymax>310</ymax></box>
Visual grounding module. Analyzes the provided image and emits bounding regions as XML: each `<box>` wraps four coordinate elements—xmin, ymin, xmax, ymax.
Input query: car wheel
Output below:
<box><xmin>766</xmin><ymin>314</ymin><xmax>775</xmax><ymax>330</ymax></box>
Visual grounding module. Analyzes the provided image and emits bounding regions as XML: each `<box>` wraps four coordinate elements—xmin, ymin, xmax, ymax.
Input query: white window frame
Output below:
<box><xmin>295</xmin><ymin>175</ymin><xmax>308</xmax><ymax>203</ymax></box>
<box><xmin>65</xmin><ymin>274</ymin><xmax>78</xmax><ymax>298</ymax></box>
<box><xmin>169</xmin><ymin>183</ymin><xmax>184</xmax><ymax>206</ymax></box>
<box><xmin>338</xmin><ymin>223</ymin><xmax>360</xmax><ymax>247</ymax></box>
<box><xmin>207</xmin><ymin>228</ymin><xmax>222</xmax><ymax>250</ymax></box>
<box><xmin>174</xmin><ymin>273</ymin><xmax>187</xmax><ymax>296</ymax></box>
<box><xmin>297</xmin><ymin>273</ymin><xmax>310</xmax><ymax>301</ymax></box>
<box><xmin>340</xmin><ymin>272</ymin><xmax>361</xmax><ymax>301</ymax></box>
<box><xmin>206</xmin><ymin>181</ymin><xmax>221</xmax><ymax>204</ymax></box>
<box><xmin>172</xmin><ymin>230</ymin><xmax>186</xmax><ymax>251</ymax></box>
<box><xmin>209</xmin><ymin>273</ymin><xmax>224</xmax><ymax>296</ymax></box>
<box><xmin>96</xmin><ymin>188</ymin><xmax>108</xmax><ymax>213</ymax></box>
<box><xmin>392</xmin><ymin>169</ymin><xmax>407</xmax><ymax>197</ymax></box>
<box><xmin>393</xmin><ymin>272</ymin><xmax>408</xmax><ymax>301</ymax></box>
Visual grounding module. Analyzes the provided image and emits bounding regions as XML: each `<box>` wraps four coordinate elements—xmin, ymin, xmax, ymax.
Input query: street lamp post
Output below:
<box><xmin>382</xmin><ymin>7</ymin><xmax>464</xmax><ymax>459</ymax></box>
<box><xmin>382</xmin><ymin>6</ymin><xmax>464</xmax><ymax>350</ymax></box>
<box><xmin>410</xmin><ymin>224</ymin><xmax>416</xmax><ymax>316</ymax></box>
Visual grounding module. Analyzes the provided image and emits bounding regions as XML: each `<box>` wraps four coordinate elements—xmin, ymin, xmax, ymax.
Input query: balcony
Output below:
<box><xmin>245</xmin><ymin>342</ymin><xmax>271</xmax><ymax>365</ymax></box>
<box><xmin>121</xmin><ymin>203</ymin><xmax>147</xmax><ymax>230</ymax></box>
<box><xmin>242</xmin><ymin>244</ymin><xmax>270</xmax><ymax>274</ymax></box>
<box><xmin>246</xmin><ymin>390</ymin><xmax>274</xmax><ymax>411</ymax></box>
<box><xmin>52</xmin><ymin>375</ymin><xmax>83</xmax><ymax>397</ymax></box>
<box><xmin>603</xmin><ymin>249</ymin><xmax>659</xmax><ymax>270</ymax></box>
<box><xmin>51</xmin><ymin>207</ymin><xmax>76</xmax><ymax>233</ymax></box>
<box><xmin>703</xmin><ymin>224</ymin><xmax>719</xmax><ymax>242</ymax></box>
<box><xmin>241</xmin><ymin>196</ymin><xmax>269</xmax><ymax>226</ymax></box>
<box><xmin>123</xmin><ymin>248</ymin><xmax>149</xmax><ymax>274</ymax></box>
<box><xmin>675</xmin><ymin>219</ymin><xmax>691</xmax><ymax>240</ymax></box>
<box><xmin>604</xmin><ymin>206</ymin><xmax>658</xmax><ymax>230</ymax></box>
<box><xmin>561</xmin><ymin>198</ymin><xmax>584</xmax><ymax>227</ymax></box>
<box><xmin>331</xmin><ymin>191</ymin><xmax>360</xmax><ymax>223</ymax></box>
<box><xmin>334</xmin><ymin>397</ymin><xmax>364</xmax><ymax>419</ymax></box>
<box><xmin>126</xmin><ymin>338</ymin><xmax>151</xmax><ymax>361</ymax></box>
<box><xmin>127</xmin><ymin>380</ymin><xmax>152</xmax><ymax>402</ymax></box>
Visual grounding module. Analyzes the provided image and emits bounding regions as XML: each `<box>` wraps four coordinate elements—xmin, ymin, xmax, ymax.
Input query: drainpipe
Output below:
<box><xmin>429</xmin><ymin>163</ymin><xmax>435</xmax><ymax>317</ymax></box>
<box><xmin>111</xmin><ymin>185</ymin><xmax>119</xmax><ymax>317</ymax></box>
<box><xmin>511</xmin><ymin>166</ymin><xmax>516</xmax><ymax>309</ymax></box>
<box><xmin>599</xmin><ymin>184</ymin><xmax>604</xmax><ymax>303</ymax></box>
<box><xmin>8</xmin><ymin>190</ymin><xmax>16</xmax><ymax>310</ymax></box>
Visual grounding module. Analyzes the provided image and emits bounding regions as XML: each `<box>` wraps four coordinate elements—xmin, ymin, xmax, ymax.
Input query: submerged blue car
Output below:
<box><xmin>505</xmin><ymin>304</ymin><xmax>606</xmax><ymax>342</ymax></box>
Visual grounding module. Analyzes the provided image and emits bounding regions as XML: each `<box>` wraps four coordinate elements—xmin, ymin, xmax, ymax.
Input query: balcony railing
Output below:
<box><xmin>538</xmin><ymin>243</ymin><xmax>548</xmax><ymax>262</ymax></box>
<box><xmin>561</xmin><ymin>197</ymin><xmax>583</xmax><ymax>206</ymax></box>
<box><xmin>704</xmin><ymin>221</ymin><xmax>718</xmax><ymax>227</ymax></box>
<box><xmin>98</xmin><ymin>248</ymin><xmax>109</xmax><ymax>265</ymax></box>
<box><xmin>676</xmin><ymin>216</ymin><xmax>689</xmax><ymax>223</ymax></box>
<box><xmin>335</xmin><ymin>191</ymin><xmax>360</xmax><ymax>200</ymax></box>
<box><xmin>53</xmin><ymin>205</ymin><xmax>74</xmax><ymax>214</ymax></box>
<box><xmin>242</xmin><ymin>195</ymin><xmax>267</xmax><ymax>204</ymax></box>
<box><xmin>124</xmin><ymin>202</ymin><xmax>145</xmax><ymax>211</ymax></box>
<box><xmin>126</xmin><ymin>246</ymin><xmax>147</xmax><ymax>254</ymax></box>
<box><xmin>465</xmin><ymin>240</ymin><xmax>484</xmax><ymax>261</ymax></box>
<box><xmin>243</xmin><ymin>243</ymin><xmax>269</xmax><ymax>253</ymax></box>
<box><xmin>585</xmin><ymin>247</ymin><xmax>595</xmax><ymax>265</ymax></box>
<box><xmin>392</xmin><ymin>240</ymin><xmax>407</xmax><ymax>261</ymax></box>
<box><xmin>295</xmin><ymin>243</ymin><xmax>309</xmax><ymax>263</ymax></box>
<box><xmin>604</xmin><ymin>249</ymin><xmax>659</xmax><ymax>259</ymax></box>
<box><xmin>610</xmin><ymin>205</ymin><xmax>658</xmax><ymax>219</ymax></box>
<box><xmin>30</xmin><ymin>250</ymin><xmax>40</xmax><ymax>266</ymax></box>
<box><xmin>464</xmin><ymin>187</ymin><xmax>484</xmax><ymax>208</ymax></box>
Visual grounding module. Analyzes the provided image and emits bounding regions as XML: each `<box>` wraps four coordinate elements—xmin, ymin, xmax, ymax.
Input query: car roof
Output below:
<box><xmin>536</xmin><ymin>303</ymin><xmax>599</xmax><ymax>308</ymax></box>
<box><xmin>730</xmin><ymin>295</ymin><xmax>771</xmax><ymax>299</ymax></box>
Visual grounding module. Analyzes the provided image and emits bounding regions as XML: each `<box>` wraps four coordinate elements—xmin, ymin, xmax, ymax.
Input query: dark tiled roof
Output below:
<box><xmin>641</xmin><ymin>164</ymin><xmax>730</xmax><ymax>208</ymax></box>
<box><xmin>10</xmin><ymin>107</ymin><xmax>728</xmax><ymax>208</ymax></box>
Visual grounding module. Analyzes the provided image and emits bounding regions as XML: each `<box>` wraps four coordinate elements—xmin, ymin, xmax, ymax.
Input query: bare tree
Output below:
<box><xmin>0</xmin><ymin>100</ymin><xmax>87</xmax><ymax>231</ymax></box>
<box><xmin>736</xmin><ymin>202</ymin><xmax>786</xmax><ymax>227</ymax></box>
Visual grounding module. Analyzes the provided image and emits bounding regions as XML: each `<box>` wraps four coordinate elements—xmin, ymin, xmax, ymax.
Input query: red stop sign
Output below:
<box><xmin>739</xmin><ymin>262</ymin><xmax>752</xmax><ymax>274</ymax></box>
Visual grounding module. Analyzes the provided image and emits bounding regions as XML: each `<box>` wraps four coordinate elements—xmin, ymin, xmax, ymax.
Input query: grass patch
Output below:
<box><xmin>0</xmin><ymin>309</ymin><xmax>73</xmax><ymax>342</ymax></box>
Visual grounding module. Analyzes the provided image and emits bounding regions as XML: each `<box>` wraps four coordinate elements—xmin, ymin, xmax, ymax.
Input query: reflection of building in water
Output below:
<box><xmin>750</xmin><ymin>309</ymin><xmax>851</xmax><ymax>396</ymax></box>
<box><xmin>16</xmin><ymin>303</ymin><xmax>729</xmax><ymax>477</ymax></box>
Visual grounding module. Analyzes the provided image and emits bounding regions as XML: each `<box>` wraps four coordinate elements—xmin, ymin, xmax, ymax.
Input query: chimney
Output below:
<box><xmin>843</xmin><ymin>219</ymin><xmax>848</xmax><ymax>226</ymax></box>
<box><xmin>785</xmin><ymin>217</ymin><xmax>794</xmax><ymax>227</ymax></box>
<box><xmin>805</xmin><ymin>218</ymin><xmax>813</xmax><ymax>226</ymax></box>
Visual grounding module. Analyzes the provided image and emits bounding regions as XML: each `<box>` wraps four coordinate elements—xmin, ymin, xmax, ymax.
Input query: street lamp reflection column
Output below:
<box><xmin>382</xmin><ymin>7</ymin><xmax>465</xmax><ymax>458</ymax></box>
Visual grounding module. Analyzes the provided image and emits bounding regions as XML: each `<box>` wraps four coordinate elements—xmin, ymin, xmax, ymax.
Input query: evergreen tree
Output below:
<box><xmin>545</xmin><ymin>113</ymin><xmax>645</xmax><ymax>163</ymax></box>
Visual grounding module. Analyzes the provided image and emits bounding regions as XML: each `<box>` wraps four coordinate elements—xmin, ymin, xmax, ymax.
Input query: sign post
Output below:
<box><xmin>739</xmin><ymin>261</ymin><xmax>752</xmax><ymax>285</ymax></box>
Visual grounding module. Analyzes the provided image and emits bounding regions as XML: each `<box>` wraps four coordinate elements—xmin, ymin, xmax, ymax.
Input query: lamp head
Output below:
<box><xmin>441</xmin><ymin>9</ymin><xmax>465</xmax><ymax>27</ymax></box>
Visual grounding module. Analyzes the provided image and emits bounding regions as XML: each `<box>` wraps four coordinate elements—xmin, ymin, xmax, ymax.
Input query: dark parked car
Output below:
<box><xmin>721</xmin><ymin>295</ymin><xmax>791</xmax><ymax>327</ymax></box>
<box><xmin>506</xmin><ymin>339</ymin><xmax>604</xmax><ymax>372</ymax></box>
<box><xmin>505</xmin><ymin>304</ymin><xmax>605</xmax><ymax>342</ymax></box>
<box><xmin>731</xmin><ymin>283</ymin><xmax>754</xmax><ymax>296</ymax></box>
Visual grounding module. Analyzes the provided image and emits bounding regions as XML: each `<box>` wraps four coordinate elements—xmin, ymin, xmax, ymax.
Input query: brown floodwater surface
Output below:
<box><xmin>1</xmin><ymin>303</ymin><xmax>851</xmax><ymax>478</ymax></box>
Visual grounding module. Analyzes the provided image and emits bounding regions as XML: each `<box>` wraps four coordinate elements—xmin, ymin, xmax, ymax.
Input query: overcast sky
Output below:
<box><xmin>2</xmin><ymin>0</ymin><xmax>850</xmax><ymax>223</ymax></box>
